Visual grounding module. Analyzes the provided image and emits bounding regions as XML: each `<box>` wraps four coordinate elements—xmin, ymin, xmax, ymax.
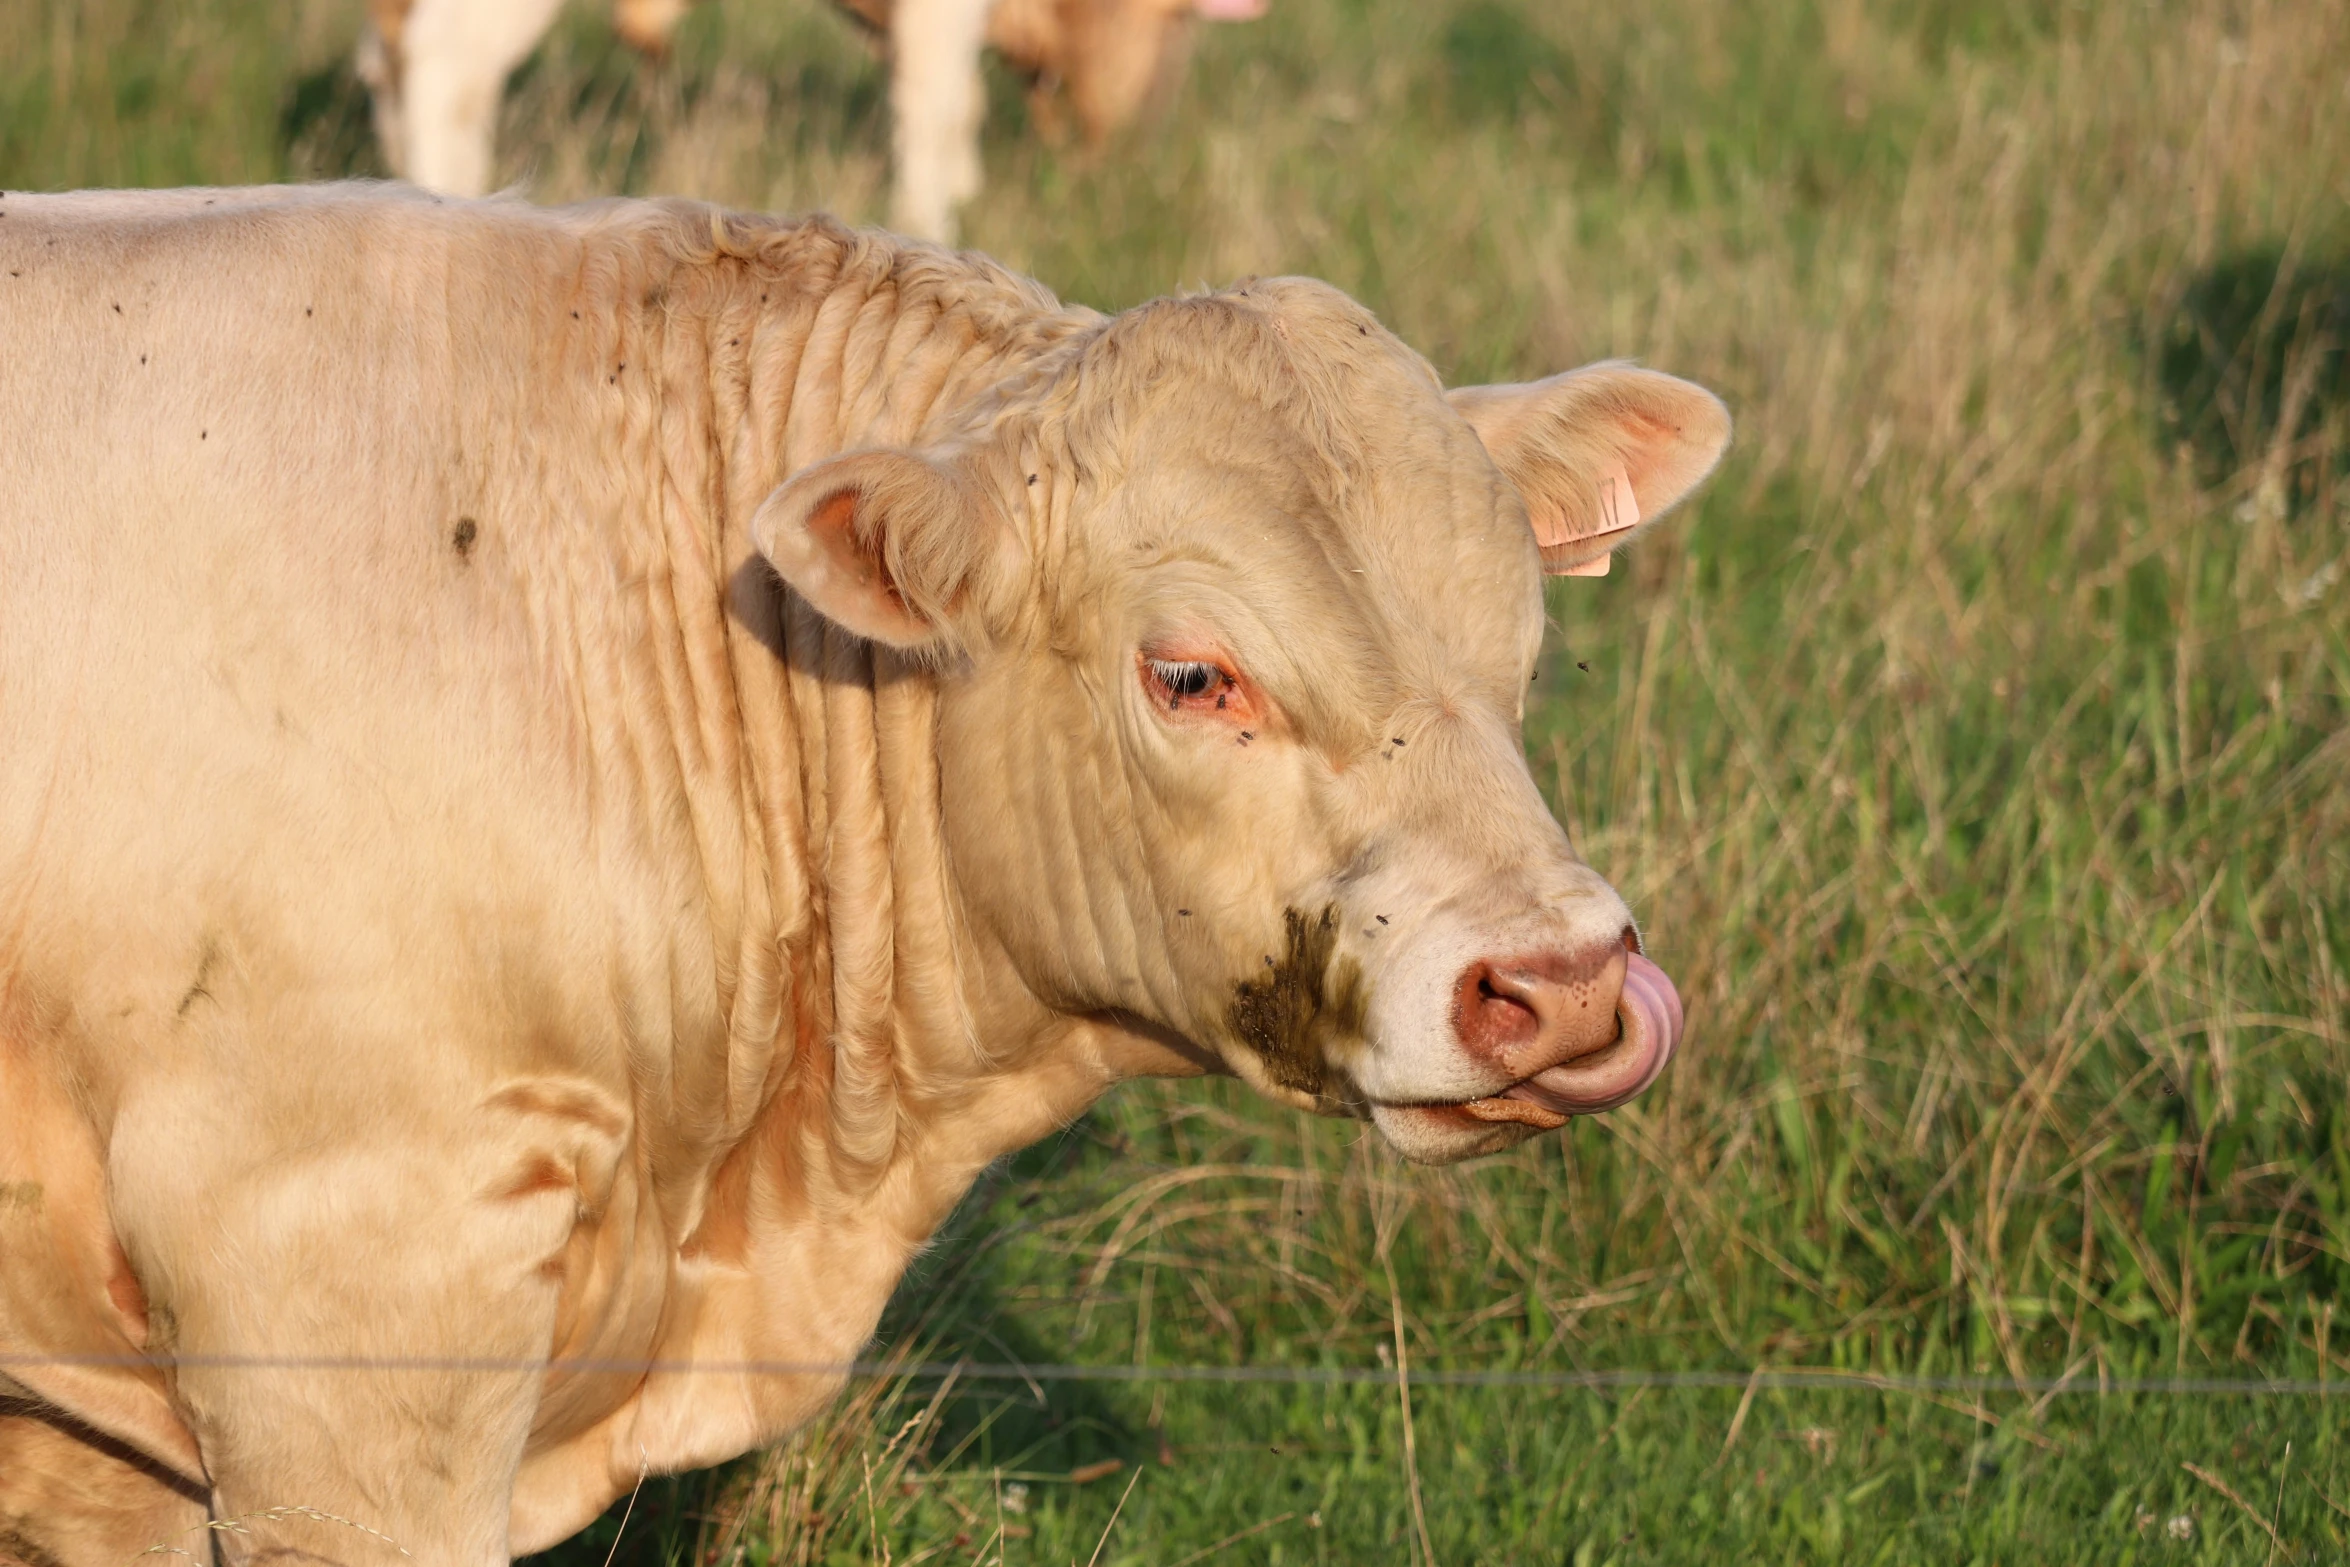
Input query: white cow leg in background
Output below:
<box><xmin>890</xmin><ymin>0</ymin><xmax>996</xmax><ymax>243</ymax></box>
<box><xmin>381</xmin><ymin>0</ymin><xmax>571</xmax><ymax>196</ymax></box>
<box><xmin>355</xmin><ymin>17</ymin><xmax>411</xmax><ymax>180</ymax></box>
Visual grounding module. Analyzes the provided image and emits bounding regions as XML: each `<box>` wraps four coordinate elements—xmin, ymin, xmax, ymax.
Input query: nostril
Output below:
<box><xmin>1620</xmin><ymin>924</ymin><xmax>1642</xmax><ymax>955</ymax></box>
<box><xmin>1454</xmin><ymin>945</ymin><xmax>1630</xmax><ymax>1068</ymax></box>
<box><xmin>1476</xmin><ymin>971</ymin><xmax>1539</xmax><ymax>1023</ymax></box>
<box><xmin>1456</xmin><ymin>963</ymin><xmax>1544</xmax><ymax>1054</ymax></box>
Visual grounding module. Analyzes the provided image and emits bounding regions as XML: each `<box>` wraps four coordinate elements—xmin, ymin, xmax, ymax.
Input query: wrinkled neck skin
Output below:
<box><xmin>511</xmin><ymin>218</ymin><xmax>1196</xmax><ymax>1539</ymax></box>
<box><xmin>607</xmin><ymin>216</ymin><xmax>1126</xmax><ymax>1194</ymax></box>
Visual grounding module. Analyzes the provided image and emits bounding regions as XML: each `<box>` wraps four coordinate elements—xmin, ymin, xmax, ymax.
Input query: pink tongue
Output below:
<box><xmin>1511</xmin><ymin>952</ymin><xmax>1683</xmax><ymax>1116</ymax></box>
<box><xmin>1193</xmin><ymin>0</ymin><xmax>1268</xmax><ymax>17</ymax></box>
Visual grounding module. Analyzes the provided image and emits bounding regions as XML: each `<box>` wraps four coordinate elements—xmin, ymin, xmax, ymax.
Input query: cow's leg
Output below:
<box><xmin>890</xmin><ymin>0</ymin><xmax>996</xmax><ymax>243</ymax></box>
<box><xmin>355</xmin><ymin>1</ymin><xmax>412</xmax><ymax>180</ymax></box>
<box><xmin>395</xmin><ymin>0</ymin><xmax>570</xmax><ymax>195</ymax></box>
<box><xmin>0</xmin><ymin>1400</ymin><xmax>211</xmax><ymax>1567</ymax></box>
<box><xmin>109</xmin><ymin>1093</ymin><xmax>588</xmax><ymax>1566</ymax></box>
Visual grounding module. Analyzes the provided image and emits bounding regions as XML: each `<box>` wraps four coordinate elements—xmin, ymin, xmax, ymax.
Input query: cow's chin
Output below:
<box><xmin>1367</xmin><ymin>1101</ymin><xmax>1550</xmax><ymax>1164</ymax></box>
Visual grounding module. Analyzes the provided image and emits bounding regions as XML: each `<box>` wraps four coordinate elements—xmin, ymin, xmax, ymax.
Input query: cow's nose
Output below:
<box><xmin>1452</xmin><ymin>941</ymin><xmax>1629</xmax><ymax>1073</ymax></box>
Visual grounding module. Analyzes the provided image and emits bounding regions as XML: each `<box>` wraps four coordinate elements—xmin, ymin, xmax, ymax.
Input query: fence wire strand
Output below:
<box><xmin>3</xmin><ymin>1350</ymin><xmax>2343</xmax><ymax>1397</ymax></box>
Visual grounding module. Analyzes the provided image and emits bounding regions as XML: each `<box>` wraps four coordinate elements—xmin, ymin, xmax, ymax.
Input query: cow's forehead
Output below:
<box><xmin>1050</xmin><ymin>280</ymin><xmax>1545</xmax><ymax>687</ymax></box>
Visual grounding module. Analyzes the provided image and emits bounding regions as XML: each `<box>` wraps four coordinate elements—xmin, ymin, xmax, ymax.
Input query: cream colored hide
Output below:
<box><xmin>0</xmin><ymin>186</ymin><xmax>1725</xmax><ymax>1566</ymax></box>
<box><xmin>359</xmin><ymin>0</ymin><xmax>1264</xmax><ymax>242</ymax></box>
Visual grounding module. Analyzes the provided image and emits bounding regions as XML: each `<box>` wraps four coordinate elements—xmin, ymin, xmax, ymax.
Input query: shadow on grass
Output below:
<box><xmin>279</xmin><ymin>61</ymin><xmax>383</xmax><ymax>182</ymax></box>
<box><xmin>2156</xmin><ymin>247</ymin><xmax>2350</xmax><ymax>509</ymax></box>
<box><xmin>1433</xmin><ymin>2</ymin><xmax>1572</xmax><ymax>124</ymax></box>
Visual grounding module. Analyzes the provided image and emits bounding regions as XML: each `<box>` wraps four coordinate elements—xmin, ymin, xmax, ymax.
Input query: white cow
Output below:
<box><xmin>0</xmin><ymin>183</ymin><xmax>1720</xmax><ymax>1565</ymax></box>
<box><xmin>358</xmin><ymin>0</ymin><xmax>1267</xmax><ymax>242</ymax></box>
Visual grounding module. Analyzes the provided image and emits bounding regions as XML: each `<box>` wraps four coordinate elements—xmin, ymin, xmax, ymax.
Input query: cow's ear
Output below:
<box><xmin>1448</xmin><ymin>364</ymin><xmax>1730</xmax><ymax>577</ymax></box>
<box><xmin>751</xmin><ymin>448</ymin><xmax>1017</xmax><ymax>650</ymax></box>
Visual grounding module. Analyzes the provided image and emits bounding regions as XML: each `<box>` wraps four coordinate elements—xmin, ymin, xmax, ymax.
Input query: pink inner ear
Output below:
<box><xmin>1554</xmin><ymin>463</ymin><xmax>1640</xmax><ymax>577</ymax></box>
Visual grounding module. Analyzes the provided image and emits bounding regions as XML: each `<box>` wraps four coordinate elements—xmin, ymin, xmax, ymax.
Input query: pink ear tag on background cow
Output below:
<box><xmin>1558</xmin><ymin>463</ymin><xmax>1641</xmax><ymax>577</ymax></box>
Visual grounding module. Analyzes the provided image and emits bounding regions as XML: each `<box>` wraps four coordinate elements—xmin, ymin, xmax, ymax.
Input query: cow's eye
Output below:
<box><xmin>1148</xmin><ymin>659</ymin><xmax>1220</xmax><ymax>699</ymax></box>
<box><xmin>1139</xmin><ymin>650</ymin><xmax>1257</xmax><ymax>726</ymax></box>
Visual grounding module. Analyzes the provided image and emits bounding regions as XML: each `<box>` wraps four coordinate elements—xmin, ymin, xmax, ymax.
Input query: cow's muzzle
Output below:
<box><xmin>1454</xmin><ymin>946</ymin><xmax>1684</xmax><ymax>1128</ymax></box>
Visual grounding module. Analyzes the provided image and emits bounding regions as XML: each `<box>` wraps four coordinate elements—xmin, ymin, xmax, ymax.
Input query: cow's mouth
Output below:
<box><xmin>1454</xmin><ymin>952</ymin><xmax>1684</xmax><ymax>1129</ymax></box>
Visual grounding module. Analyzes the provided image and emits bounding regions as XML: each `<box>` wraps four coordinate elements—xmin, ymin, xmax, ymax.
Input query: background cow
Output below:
<box><xmin>359</xmin><ymin>0</ymin><xmax>1268</xmax><ymax>241</ymax></box>
<box><xmin>0</xmin><ymin>184</ymin><xmax>1720</xmax><ymax>1564</ymax></box>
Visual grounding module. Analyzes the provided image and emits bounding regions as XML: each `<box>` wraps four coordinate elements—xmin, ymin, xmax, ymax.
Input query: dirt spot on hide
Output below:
<box><xmin>1226</xmin><ymin>906</ymin><xmax>1364</xmax><ymax>1096</ymax></box>
<box><xmin>0</xmin><ymin>1521</ymin><xmax>71</xmax><ymax>1567</ymax></box>
<box><xmin>173</xmin><ymin>939</ymin><xmax>218</xmax><ymax>1020</ymax></box>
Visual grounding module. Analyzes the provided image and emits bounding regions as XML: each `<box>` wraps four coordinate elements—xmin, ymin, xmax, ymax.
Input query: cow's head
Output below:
<box><xmin>752</xmin><ymin>279</ymin><xmax>1727</xmax><ymax>1164</ymax></box>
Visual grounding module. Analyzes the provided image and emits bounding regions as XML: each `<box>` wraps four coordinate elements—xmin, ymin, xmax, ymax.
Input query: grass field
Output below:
<box><xmin>7</xmin><ymin>0</ymin><xmax>2350</xmax><ymax>1560</ymax></box>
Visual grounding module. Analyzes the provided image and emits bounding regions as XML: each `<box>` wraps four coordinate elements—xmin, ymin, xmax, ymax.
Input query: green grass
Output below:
<box><xmin>561</xmin><ymin>1384</ymin><xmax>2350</xmax><ymax>1565</ymax></box>
<box><xmin>7</xmin><ymin>0</ymin><xmax>2350</xmax><ymax>1560</ymax></box>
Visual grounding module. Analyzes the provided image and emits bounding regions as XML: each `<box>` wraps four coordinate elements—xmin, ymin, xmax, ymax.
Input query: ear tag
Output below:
<box><xmin>1558</xmin><ymin>464</ymin><xmax>1641</xmax><ymax>577</ymax></box>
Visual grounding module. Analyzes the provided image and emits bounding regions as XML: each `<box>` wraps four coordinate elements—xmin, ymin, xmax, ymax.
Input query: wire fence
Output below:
<box><xmin>7</xmin><ymin>1350</ymin><xmax>2347</xmax><ymax>1397</ymax></box>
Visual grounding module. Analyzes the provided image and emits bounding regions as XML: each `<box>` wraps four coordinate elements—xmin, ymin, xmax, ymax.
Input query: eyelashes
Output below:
<box><xmin>1147</xmin><ymin>659</ymin><xmax>1221</xmax><ymax>701</ymax></box>
<box><xmin>1139</xmin><ymin>649</ymin><xmax>1252</xmax><ymax>724</ymax></box>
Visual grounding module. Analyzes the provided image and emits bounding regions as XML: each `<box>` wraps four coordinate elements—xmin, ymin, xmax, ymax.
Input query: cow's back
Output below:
<box><xmin>0</xmin><ymin>186</ymin><xmax>660</xmax><ymax>1096</ymax></box>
